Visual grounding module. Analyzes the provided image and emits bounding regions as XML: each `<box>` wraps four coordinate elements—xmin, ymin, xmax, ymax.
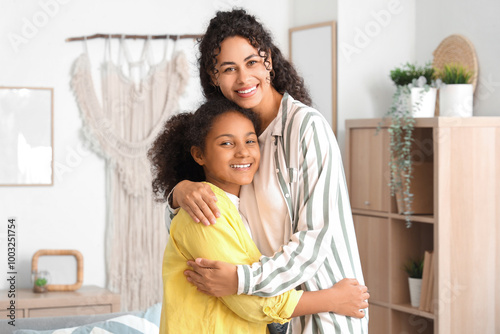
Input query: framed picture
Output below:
<box><xmin>0</xmin><ymin>87</ymin><xmax>54</xmax><ymax>186</ymax></box>
<box><xmin>289</xmin><ymin>21</ymin><xmax>337</xmax><ymax>135</ymax></box>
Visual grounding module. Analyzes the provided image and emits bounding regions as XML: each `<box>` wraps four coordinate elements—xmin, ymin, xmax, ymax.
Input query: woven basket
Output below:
<box><xmin>432</xmin><ymin>34</ymin><xmax>478</xmax><ymax>91</ymax></box>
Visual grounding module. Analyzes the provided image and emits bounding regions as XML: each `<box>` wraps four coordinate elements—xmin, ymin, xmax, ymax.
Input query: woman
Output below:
<box><xmin>149</xmin><ymin>99</ymin><xmax>369</xmax><ymax>333</ymax></box>
<box><xmin>169</xmin><ymin>9</ymin><xmax>368</xmax><ymax>333</ymax></box>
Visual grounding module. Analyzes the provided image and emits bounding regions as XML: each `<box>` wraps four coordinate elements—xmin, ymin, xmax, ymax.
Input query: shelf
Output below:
<box><xmin>389</xmin><ymin>213</ymin><xmax>435</xmax><ymax>224</ymax></box>
<box><xmin>353</xmin><ymin>210</ymin><xmax>435</xmax><ymax>224</ymax></box>
<box><xmin>368</xmin><ymin>299</ymin><xmax>391</xmax><ymax>309</ymax></box>
<box><xmin>346</xmin><ymin>117</ymin><xmax>500</xmax><ymax>129</ymax></box>
<box><xmin>351</xmin><ymin>208</ymin><xmax>389</xmax><ymax>219</ymax></box>
<box><xmin>369</xmin><ymin>300</ymin><xmax>435</xmax><ymax>320</ymax></box>
<box><xmin>391</xmin><ymin>303</ymin><xmax>435</xmax><ymax>320</ymax></box>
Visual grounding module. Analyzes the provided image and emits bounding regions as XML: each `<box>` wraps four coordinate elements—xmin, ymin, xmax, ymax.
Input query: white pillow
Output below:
<box><xmin>13</xmin><ymin>303</ymin><xmax>161</xmax><ymax>334</ymax></box>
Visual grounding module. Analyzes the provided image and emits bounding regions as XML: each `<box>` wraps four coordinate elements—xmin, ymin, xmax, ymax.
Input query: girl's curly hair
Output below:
<box><xmin>148</xmin><ymin>98</ymin><xmax>260</xmax><ymax>202</ymax></box>
<box><xmin>198</xmin><ymin>9</ymin><xmax>312</xmax><ymax>106</ymax></box>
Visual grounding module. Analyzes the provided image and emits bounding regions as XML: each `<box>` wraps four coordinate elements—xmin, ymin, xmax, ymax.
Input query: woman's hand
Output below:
<box><xmin>184</xmin><ymin>258</ymin><xmax>238</xmax><ymax>297</ymax></box>
<box><xmin>173</xmin><ymin>180</ymin><xmax>220</xmax><ymax>225</ymax></box>
<box><xmin>329</xmin><ymin>278</ymin><xmax>369</xmax><ymax>318</ymax></box>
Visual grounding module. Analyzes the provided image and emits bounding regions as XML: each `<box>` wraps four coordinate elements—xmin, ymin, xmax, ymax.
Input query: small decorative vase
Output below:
<box><xmin>439</xmin><ymin>84</ymin><xmax>473</xmax><ymax>117</ymax></box>
<box><xmin>32</xmin><ymin>270</ymin><xmax>50</xmax><ymax>293</ymax></box>
<box><xmin>408</xmin><ymin>277</ymin><xmax>423</xmax><ymax>307</ymax></box>
<box><xmin>411</xmin><ymin>87</ymin><xmax>437</xmax><ymax>117</ymax></box>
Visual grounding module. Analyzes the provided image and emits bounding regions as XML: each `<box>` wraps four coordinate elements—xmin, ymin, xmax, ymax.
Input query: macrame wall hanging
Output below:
<box><xmin>68</xmin><ymin>33</ymin><xmax>199</xmax><ymax>311</ymax></box>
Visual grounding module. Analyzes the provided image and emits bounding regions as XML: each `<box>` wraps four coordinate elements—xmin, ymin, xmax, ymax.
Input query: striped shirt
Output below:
<box><xmin>236</xmin><ymin>93</ymin><xmax>368</xmax><ymax>334</ymax></box>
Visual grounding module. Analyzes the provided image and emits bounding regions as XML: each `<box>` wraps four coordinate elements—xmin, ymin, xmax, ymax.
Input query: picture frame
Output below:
<box><xmin>32</xmin><ymin>249</ymin><xmax>84</xmax><ymax>291</ymax></box>
<box><xmin>0</xmin><ymin>87</ymin><xmax>54</xmax><ymax>186</ymax></box>
<box><xmin>289</xmin><ymin>21</ymin><xmax>337</xmax><ymax>135</ymax></box>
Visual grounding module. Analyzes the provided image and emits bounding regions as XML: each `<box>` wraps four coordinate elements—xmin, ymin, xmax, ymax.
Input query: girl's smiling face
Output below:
<box><xmin>191</xmin><ymin>111</ymin><xmax>260</xmax><ymax>196</ymax></box>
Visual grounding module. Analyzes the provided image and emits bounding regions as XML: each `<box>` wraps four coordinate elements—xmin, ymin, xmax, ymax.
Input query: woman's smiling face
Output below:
<box><xmin>191</xmin><ymin>111</ymin><xmax>260</xmax><ymax>196</ymax></box>
<box><xmin>213</xmin><ymin>36</ymin><xmax>273</xmax><ymax>111</ymax></box>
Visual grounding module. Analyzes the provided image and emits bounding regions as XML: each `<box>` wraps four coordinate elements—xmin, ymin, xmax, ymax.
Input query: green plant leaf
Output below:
<box><xmin>435</xmin><ymin>63</ymin><xmax>473</xmax><ymax>84</ymax></box>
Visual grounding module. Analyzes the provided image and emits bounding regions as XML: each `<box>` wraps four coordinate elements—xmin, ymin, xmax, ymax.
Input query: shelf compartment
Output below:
<box><xmin>390</xmin><ymin>220</ymin><xmax>433</xmax><ymax>306</ymax></box>
<box><xmin>389</xmin><ymin>127</ymin><xmax>435</xmax><ymax>216</ymax></box>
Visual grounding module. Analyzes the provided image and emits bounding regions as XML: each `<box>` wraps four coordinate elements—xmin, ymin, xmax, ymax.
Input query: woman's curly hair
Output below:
<box><xmin>148</xmin><ymin>98</ymin><xmax>260</xmax><ymax>202</ymax></box>
<box><xmin>198</xmin><ymin>9</ymin><xmax>312</xmax><ymax>106</ymax></box>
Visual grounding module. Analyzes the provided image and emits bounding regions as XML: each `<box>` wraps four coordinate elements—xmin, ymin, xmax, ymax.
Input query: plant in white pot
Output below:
<box><xmin>403</xmin><ymin>257</ymin><xmax>424</xmax><ymax>308</ymax></box>
<box><xmin>436</xmin><ymin>63</ymin><xmax>474</xmax><ymax>117</ymax></box>
<box><xmin>383</xmin><ymin>63</ymin><xmax>437</xmax><ymax>228</ymax></box>
<box><xmin>390</xmin><ymin>62</ymin><xmax>437</xmax><ymax>118</ymax></box>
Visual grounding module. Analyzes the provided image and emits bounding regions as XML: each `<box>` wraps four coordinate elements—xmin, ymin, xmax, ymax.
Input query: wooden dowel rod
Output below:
<box><xmin>66</xmin><ymin>33</ymin><xmax>203</xmax><ymax>42</ymax></box>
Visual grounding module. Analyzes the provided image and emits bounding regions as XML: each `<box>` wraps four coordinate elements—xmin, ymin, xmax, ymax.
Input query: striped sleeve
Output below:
<box><xmin>237</xmin><ymin>108</ymin><xmax>362</xmax><ymax>297</ymax></box>
<box><xmin>164</xmin><ymin>187</ymin><xmax>180</xmax><ymax>232</ymax></box>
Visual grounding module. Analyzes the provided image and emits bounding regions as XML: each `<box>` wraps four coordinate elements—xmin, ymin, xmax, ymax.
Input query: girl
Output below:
<box><xmin>169</xmin><ymin>9</ymin><xmax>369</xmax><ymax>334</ymax></box>
<box><xmin>149</xmin><ymin>99</ymin><xmax>369</xmax><ymax>333</ymax></box>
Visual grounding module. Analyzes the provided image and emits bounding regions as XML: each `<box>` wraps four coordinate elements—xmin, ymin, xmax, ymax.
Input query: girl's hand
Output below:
<box><xmin>173</xmin><ymin>180</ymin><xmax>220</xmax><ymax>225</ymax></box>
<box><xmin>329</xmin><ymin>278</ymin><xmax>370</xmax><ymax>318</ymax></box>
<box><xmin>184</xmin><ymin>258</ymin><xmax>238</xmax><ymax>297</ymax></box>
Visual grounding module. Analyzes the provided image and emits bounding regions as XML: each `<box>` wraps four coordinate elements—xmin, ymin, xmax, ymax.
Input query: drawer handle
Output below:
<box><xmin>364</xmin><ymin>201</ymin><xmax>370</xmax><ymax>206</ymax></box>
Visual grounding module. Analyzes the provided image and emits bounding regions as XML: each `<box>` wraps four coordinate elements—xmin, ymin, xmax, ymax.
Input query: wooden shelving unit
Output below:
<box><xmin>345</xmin><ymin>117</ymin><xmax>500</xmax><ymax>334</ymax></box>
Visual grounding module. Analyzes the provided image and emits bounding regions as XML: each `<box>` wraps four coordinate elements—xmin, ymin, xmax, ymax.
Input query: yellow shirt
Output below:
<box><xmin>160</xmin><ymin>183</ymin><xmax>302</xmax><ymax>333</ymax></box>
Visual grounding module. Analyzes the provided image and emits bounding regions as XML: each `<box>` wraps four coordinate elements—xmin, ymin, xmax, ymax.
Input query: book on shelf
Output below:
<box><xmin>428</xmin><ymin>252</ymin><xmax>435</xmax><ymax>313</ymax></box>
<box><xmin>419</xmin><ymin>250</ymin><xmax>434</xmax><ymax>312</ymax></box>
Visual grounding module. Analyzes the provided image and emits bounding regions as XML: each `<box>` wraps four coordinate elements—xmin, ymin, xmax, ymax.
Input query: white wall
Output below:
<box><xmin>290</xmin><ymin>0</ymin><xmax>416</xmax><ymax>154</ymax></box>
<box><xmin>291</xmin><ymin>0</ymin><xmax>337</xmax><ymax>28</ymax></box>
<box><xmin>0</xmin><ymin>0</ymin><xmax>290</xmax><ymax>290</ymax></box>
<box><xmin>337</xmin><ymin>0</ymin><xmax>416</xmax><ymax>153</ymax></box>
<box><xmin>415</xmin><ymin>0</ymin><xmax>500</xmax><ymax>116</ymax></box>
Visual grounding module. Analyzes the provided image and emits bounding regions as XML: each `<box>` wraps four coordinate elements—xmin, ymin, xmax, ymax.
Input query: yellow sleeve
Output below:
<box><xmin>173</xmin><ymin>207</ymin><xmax>302</xmax><ymax>324</ymax></box>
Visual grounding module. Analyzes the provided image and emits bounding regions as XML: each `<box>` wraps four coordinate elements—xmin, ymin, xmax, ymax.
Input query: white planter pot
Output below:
<box><xmin>408</xmin><ymin>277</ymin><xmax>422</xmax><ymax>308</ymax></box>
<box><xmin>410</xmin><ymin>87</ymin><xmax>437</xmax><ymax>118</ymax></box>
<box><xmin>439</xmin><ymin>84</ymin><xmax>473</xmax><ymax>117</ymax></box>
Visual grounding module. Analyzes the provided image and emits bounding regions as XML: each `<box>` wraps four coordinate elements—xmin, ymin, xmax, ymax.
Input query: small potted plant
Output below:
<box><xmin>32</xmin><ymin>270</ymin><xmax>50</xmax><ymax>293</ymax></box>
<box><xmin>403</xmin><ymin>257</ymin><xmax>424</xmax><ymax>307</ymax></box>
<box><xmin>435</xmin><ymin>63</ymin><xmax>474</xmax><ymax>117</ymax></box>
<box><xmin>383</xmin><ymin>62</ymin><xmax>436</xmax><ymax>228</ymax></box>
<box><xmin>390</xmin><ymin>62</ymin><xmax>437</xmax><ymax>118</ymax></box>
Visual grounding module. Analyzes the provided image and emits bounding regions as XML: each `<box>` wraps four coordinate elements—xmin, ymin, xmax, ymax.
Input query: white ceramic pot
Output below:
<box><xmin>410</xmin><ymin>87</ymin><xmax>437</xmax><ymax>118</ymax></box>
<box><xmin>408</xmin><ymin>277</ymin><xmax>422</xmax><ymax>308</ymax></box>
<box><xmin>439</xmin><ymin>84</ymin><xmax>473</xmax><ymax>117</ymax></box>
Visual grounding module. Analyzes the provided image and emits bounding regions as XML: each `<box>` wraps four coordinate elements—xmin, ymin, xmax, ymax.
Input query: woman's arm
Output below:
<box><xmin>169</xmin><ymin>180</ymin><xmax>220</xmax><ymax>226</ymax></box>
<box><xmin>291</xmin><ymin>279</ymin><xmax>369</xmax><ymax>318</ymax></box>
<box><xmin>186</xmin><ymin>259</ymin><xmax>369</xmax><ymax>318</ymax></box>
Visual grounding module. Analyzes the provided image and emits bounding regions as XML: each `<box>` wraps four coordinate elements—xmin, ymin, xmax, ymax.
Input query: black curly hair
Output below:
<box><xmin>198</xmin><ymin>9</ymin><xmax>312</xmax><ymax>106</ymax></box>
<box><xmin>148</xmin><ymin>98</ymin><xmax>260</xmax><ymax>202</ymax></box>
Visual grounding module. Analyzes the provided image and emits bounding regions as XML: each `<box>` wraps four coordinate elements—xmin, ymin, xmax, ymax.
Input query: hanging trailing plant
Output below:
<box><xmin>387</xmin><ymin>85</ymin><xmax>415</xmax><ymax>227</ymax></box>
<box><xmin>381</xmin><ymin>62</ymin><xmax>436</xmax><ymax>228</ymax></box>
